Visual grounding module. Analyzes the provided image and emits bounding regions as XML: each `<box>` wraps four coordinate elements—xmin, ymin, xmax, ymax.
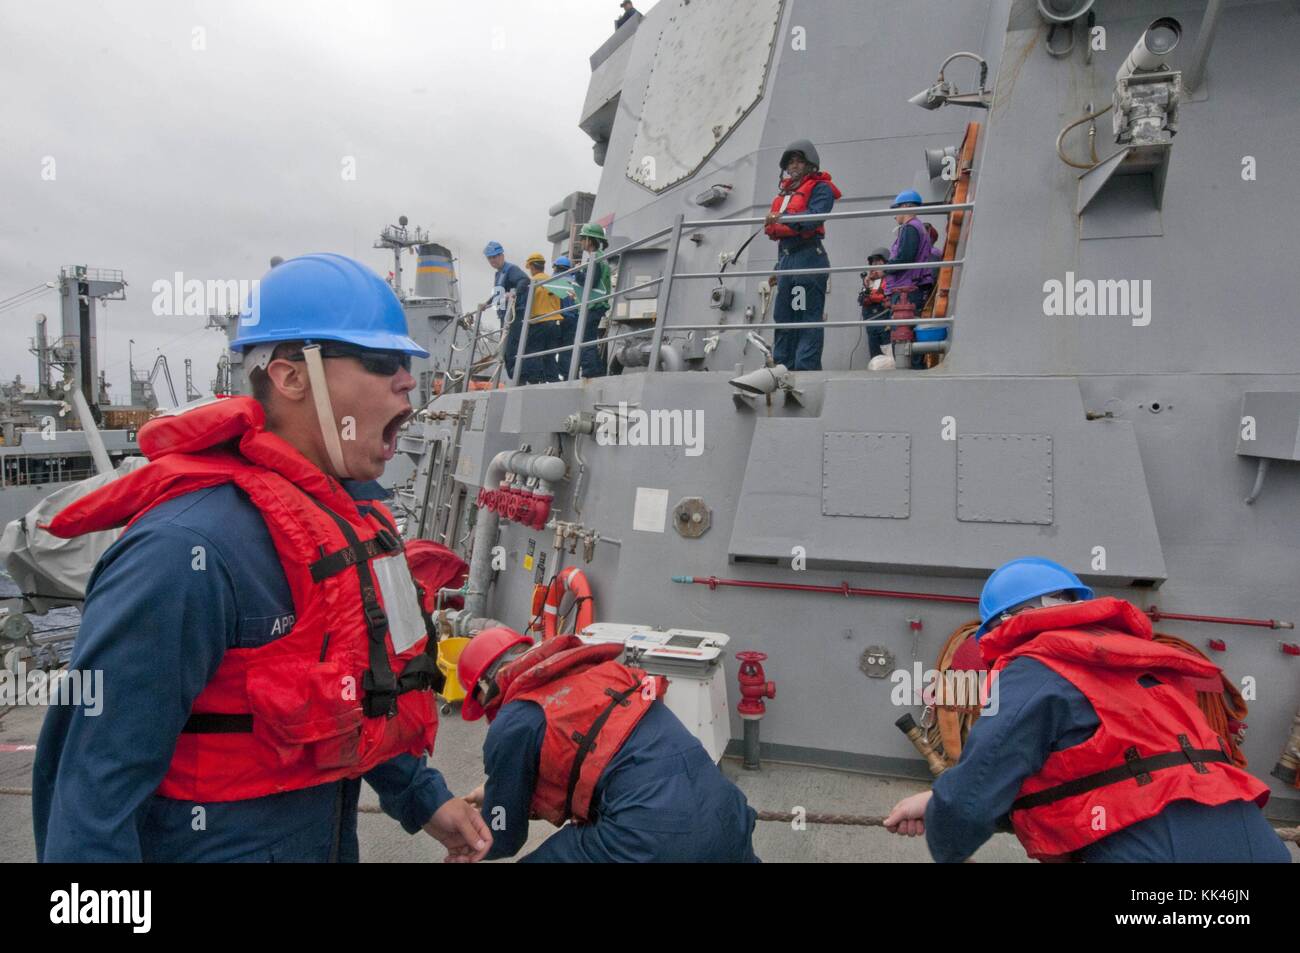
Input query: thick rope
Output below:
<box><xmin>0</xmin><ymin>786</ymin><xmax>1294</xmax><ymax>842</ymax></box>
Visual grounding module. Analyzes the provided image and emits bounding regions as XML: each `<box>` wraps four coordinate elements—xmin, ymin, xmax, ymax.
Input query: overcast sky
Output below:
<box><xmin>1</xmin><ymin>0</ymin><xmax>652</xmax><ymax>402</ymax></box>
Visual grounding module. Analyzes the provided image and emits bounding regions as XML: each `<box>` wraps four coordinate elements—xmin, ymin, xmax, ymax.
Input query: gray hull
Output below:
<box><xmin>399</xmin><ymin>0</ymin><xmax>1300</xmax><ymax>820</ymax></box>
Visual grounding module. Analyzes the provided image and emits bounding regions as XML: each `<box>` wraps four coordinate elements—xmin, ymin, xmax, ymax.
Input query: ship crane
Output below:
<box><xmin>148</xmin><ymin>355</ymin><xmax>178</xmax><ymax>407</ymax></box>
<box><xmin>129</xmin><ymin>346</ymin><xmax>178</xmax><ymax>409</ymax></box>
<box><xmin>183</xmin><ymin>358</ymin><xmax>202</xmax><ymax>402</ymax></box>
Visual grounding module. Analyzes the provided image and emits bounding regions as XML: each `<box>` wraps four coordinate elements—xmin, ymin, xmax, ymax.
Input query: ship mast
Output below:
<box><xmin>372</xmin><ymin>215</ymin><xmax>429</xmax><ymax>300</ymax></box>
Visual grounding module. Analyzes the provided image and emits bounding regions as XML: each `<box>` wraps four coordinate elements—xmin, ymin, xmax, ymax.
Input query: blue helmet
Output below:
<box><xmin>231</xmin><ymin>253</ymin><xmax>428</xmax><ymax>357</ymax></box>
<box><xmin>891</xmin><ymin>189</ymin><xmax>924</xmax><ymax>208</ymax></box>
<box><xmin>975</xmin><ymin>557</ymin><xmax>1094</xmax><ymax>638</ymax></box>
<box><xmin>483</xmin><ymin>240</ymin><xmax>505</xmax><ymax>257</ymax></box>
<box><xmin>554</xmin><ymin>255</ymin><xmax>572</xmax><ymax>269</ymax></box>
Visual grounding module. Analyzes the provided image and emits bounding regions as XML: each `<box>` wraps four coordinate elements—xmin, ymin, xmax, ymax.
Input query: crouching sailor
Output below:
<box><xmin>456</xmin><ymin>627</ymin><xmax>760</xmax><ymax>862</ymax></box>
<box><xmin>885</xmin><ymin>557</ymin><xmax>1289</xmax><ymax>863</ymax></box>
<box><xmin>33</xmin><ymin>253</ymin><xmax>490</xmax><ymax>862</ymax></box>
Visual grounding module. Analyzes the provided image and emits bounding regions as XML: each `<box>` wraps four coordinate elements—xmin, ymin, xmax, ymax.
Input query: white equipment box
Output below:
<box><xmin>577</xmin><ymin>623</ymin><xmax>731</xmax><ymax>763</ymax></box>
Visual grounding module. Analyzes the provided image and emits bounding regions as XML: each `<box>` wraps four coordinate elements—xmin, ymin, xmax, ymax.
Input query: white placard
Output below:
<box><xmin>373</xmin><ymin>553</ymin><xmax>425</xmax><ymax>655</ymax></box>
<box><xmin>632</xmin><ymin>487</ymin><xmax>670</xmax><ymax>533</ymax></box>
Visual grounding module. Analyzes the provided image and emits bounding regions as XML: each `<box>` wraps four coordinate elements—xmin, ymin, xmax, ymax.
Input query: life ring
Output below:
<box><xmin>542</xmin><ymin>566</ymin><xmax>595</xmax><ymax>640</ymax></box>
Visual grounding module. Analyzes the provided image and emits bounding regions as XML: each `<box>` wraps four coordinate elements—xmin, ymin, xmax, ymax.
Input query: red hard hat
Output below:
<box><xmin>458</xmin><ymin>627</ymin><xmax>533</xmax><ymax>721</ymax></box>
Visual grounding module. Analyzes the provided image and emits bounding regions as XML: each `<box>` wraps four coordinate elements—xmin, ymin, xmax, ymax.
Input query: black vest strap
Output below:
<box><xmin>309</xmin><ymin>499</ymin><xmax>400</xmax><ymax>718</ymax></box>
<box><xmin>410</xmin><ymin>581</ymin><xmax>446</xmax><ymax>696</ymax></box>
<box><xmin>563</xmin><ymin>680</ymin><xmax>643</xmax><ymax>820</ymax></box>
<box><xmin>309</xmin><ymin>497</ymin><xmax>446</xmax><ymax>713</ymax></box>
<box><xmin>1011</xmin><ymin>735</ymin><xmax>1232</xmax><ymax>813</ymax></box>
<box><xmin>309</xmin><ymin>530</ymin><xmax>401</xmax><ymax>582</ymax></box>
<box><xmin>365</xmin><ymin>500</ymin><xmax>444</xmax><ymax>695</ymax></box>
<box><xmin>182</xmin><ymin>713</ymin><xmax>253</xmax><ymax>734</ymax></box>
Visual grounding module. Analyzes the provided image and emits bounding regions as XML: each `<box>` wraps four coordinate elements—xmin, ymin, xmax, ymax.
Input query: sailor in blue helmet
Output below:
<box><xmin>480</xmin><ymin>241</ymin><xmax>541</xmax><ymax>383</ymax></box>
<box><xmin>883</xmin><ymin>190</ymin><xmax>937</xmax><ymax>370</ymax></box>
<box><xmin>34</xmin><ymin>254</ymin><xmax>491</xmax><ymax>862</ymax></box>
<box><xmin>884</xmin><ymin>557</ymin><xmax>1288</xmax><ymax>863</ymax></box>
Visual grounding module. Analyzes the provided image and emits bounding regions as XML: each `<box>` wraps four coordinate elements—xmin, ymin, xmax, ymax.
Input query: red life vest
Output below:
<box><xmin>979</xmin><ymin>597</ymin><xmax>1270</xmax><ymax>860</ymax></box>
<box><xmin>494</xmin><ymin>634</ymin><xmax>667</xmax><ymax>825</ymax></box>
<box><xmin>45</xmin><ymin>396</ymin><xmax>441</xmax><ymax>802</ymax></box>
<box><xmin>765</xmin><ymin>171</ymin><xmax>842</xmax><ymax>241</ymax></box>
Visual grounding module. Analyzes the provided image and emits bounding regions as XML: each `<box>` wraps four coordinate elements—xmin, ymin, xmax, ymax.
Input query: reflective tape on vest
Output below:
<box><xmin>373</xmin><ymin>552</ymin><xmax>426</xmax><ymax>656</ymax></box>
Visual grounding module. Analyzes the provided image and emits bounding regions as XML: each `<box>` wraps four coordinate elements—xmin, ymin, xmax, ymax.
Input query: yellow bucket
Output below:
<box><xmin>436</xmin><ymin>637</ymin><xmax>471</xmax><ymax>704</ymax></box>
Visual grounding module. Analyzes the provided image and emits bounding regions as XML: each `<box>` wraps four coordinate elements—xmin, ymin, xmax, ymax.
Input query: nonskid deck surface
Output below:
<box><xmin>2</xmin><ymin>702</ymin><xmax>1296</xmax><ymax>863</ymax></box>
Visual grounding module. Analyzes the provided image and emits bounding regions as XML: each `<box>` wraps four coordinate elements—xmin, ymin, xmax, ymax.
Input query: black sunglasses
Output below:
<box><xmin>289</xmin><ymin>344</ymin><xmax>412</xmax><ymax>376</ymax></box>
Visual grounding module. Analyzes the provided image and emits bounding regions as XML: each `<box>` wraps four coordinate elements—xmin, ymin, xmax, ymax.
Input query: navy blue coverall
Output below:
<box><xmin>859</xmin><ymin>277</ymin><xmax>891</xmax><ymax>359</ymax></box>
<box><xmin>33</xmin><ymin>480</ymin><xmax>452</xmax><ymax>862</ymax></box>
<box><xmin>479</xmin><ymin>699</ymin><xmax>759</xmax><ymax>862</ymax></box>
<box><xmin>924</xmin><ymin>656</ymin><xmax>1290</xmax><ymax>863</ymax></box>
<box><xmin>772</xmin><ymin>180</ymin><xmax>835</xmax><ymax>372</ymax></box>
<box><xmin>554</xmin><ymin>289</ymin><xmax>579</xmax><ymax>380</ymax></box>
<box><xmin>570</xmin><ymin>258</ymin><xmax>612</xmax><ymax>379</ymax></box>
<box><xmin>497</xmin><ymin>262</ymin><xmax>547</xmax><ymax>384</ymax></box>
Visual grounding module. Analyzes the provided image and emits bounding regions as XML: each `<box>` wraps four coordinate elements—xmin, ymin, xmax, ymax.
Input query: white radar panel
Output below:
<box><xmin>624</xmin><ymin>0</ymin><xmax>783</xmax><ymax>193</ymax></box>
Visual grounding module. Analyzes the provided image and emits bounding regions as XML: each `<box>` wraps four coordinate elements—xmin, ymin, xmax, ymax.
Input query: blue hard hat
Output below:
<box><xmin>975</xmin><ymin>556</ymin><xmax>1094</xmax><ymax>638</ymax></box>
<box><xmin>231</xmin><ymin>253</ymin><xmax>428</xmax><ymax>357</ymax></box>
<box><xmin>483</xmin><ymin>241</ymin><xmax>505</xmax><ymax>257</ymax></box>
<box><xmin>554</xmin><ymin>255</ymin><xmax>572</xmax><ymax>269</ymax></box>
<box><xmin>891</xmin><ymin>189</ymin><xmax>924</xmax><ymax>208</ymax></box>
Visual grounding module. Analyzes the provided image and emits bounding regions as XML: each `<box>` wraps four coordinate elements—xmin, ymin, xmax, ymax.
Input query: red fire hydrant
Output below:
<box><xmin>889</xmin><ymin>294</ymin><xmax>916</xmax><ymax>369</ymax></box>
<box><xmin>736</xmin><ymin>651</ymin><xmax>775</xmax><ymax>770</ymax></box>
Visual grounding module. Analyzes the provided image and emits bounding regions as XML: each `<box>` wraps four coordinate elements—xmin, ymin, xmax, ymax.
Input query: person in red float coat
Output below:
<box><xmin>885</xmin><ymin>557</ymin><xmax>1288</xmax><ymax>863</ymax></box>
<box><xmin>34</xmin><ymin>254</ymin><xmax>490</xmax><ymax>862</ymax></box>
<box><xmin>455</xmin><ymin>627</ymin><xmax>760</xmax><ymax>862</ymax></box>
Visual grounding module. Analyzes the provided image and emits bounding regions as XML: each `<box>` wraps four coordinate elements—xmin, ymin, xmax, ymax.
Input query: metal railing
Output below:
<box><xmin>474</xmin><ymin>200</ymin><xmax>974</xmax><ymax>385</ymax></box>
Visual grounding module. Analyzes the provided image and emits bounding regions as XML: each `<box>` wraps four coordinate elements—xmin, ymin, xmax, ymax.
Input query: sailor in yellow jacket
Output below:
<box><xmin>522</xmin><ymin>252</ymin><xmax>565</xmax><ymax>383</ymax></box>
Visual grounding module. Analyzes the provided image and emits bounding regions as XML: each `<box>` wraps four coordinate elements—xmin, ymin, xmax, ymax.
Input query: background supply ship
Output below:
<box><xmin>0</xmin><ymin>265</ymin><xmax>201</xmax><ymax>672</ymax></box>
<box><xmin>0</xmin><ymin>266</ymin><xmax>187</xmax><ymax>528</ymax></box>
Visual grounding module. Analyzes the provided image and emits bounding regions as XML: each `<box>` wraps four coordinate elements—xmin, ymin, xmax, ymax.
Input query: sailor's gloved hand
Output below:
<box><xmin>425</xmin><ymin>797</ymin><xmax>492</xmax><ymax>862</ymax></box>
<box><xmin>883</xmin><ymin>790</ymin><xmax>932</xmax><ymax>837</ymax></box>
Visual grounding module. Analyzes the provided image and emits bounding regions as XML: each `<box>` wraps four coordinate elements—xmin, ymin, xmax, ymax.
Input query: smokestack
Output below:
<box><xmin>34</xmin><ymin>314</ymin><xmax>49</xmax><ymax>397</ymax></box>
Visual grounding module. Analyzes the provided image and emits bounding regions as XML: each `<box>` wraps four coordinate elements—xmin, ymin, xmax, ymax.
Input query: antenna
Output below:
<box><xmin>373</xmin><ymin>216</ymin><xmax>430</xmax><ymax>299</ymax></box>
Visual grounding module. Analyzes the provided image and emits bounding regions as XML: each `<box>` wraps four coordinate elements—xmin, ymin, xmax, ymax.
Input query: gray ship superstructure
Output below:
<box><xmin>392</xmin><ymin>0</ymin><xmax>1300</xmax><ymax>821</ymax></box>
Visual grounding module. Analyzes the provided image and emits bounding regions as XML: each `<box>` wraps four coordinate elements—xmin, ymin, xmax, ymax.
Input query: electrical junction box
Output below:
<box><xmin>578</xmin><ymin>622</ymin><xmax>731</xmax><ymax>762</ymax></box>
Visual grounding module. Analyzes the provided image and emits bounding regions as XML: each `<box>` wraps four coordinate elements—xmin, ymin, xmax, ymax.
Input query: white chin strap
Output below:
<box><xmin>301</xmin><ymin>344</ymin><xmax>351</xmax><ymax>479</ymax></box>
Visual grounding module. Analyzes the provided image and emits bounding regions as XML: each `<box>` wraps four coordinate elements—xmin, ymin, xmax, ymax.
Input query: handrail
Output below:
<box><xmin>519</xmin><ymin>274</ymin><xmax>664</xmax><ymax>326</ymax></box>
<box><xmin>680</xmin><ymin>201</ymin><xmax>973</xmax><ymax>230</ymax></box>
<box><xmin>459</xmin><ymin>199</ymin><xmax>975</xmax><ymax>384</ymax></box>
<box><xmin>671</xmin><ymin>259</ymin><xmax>962</xmax><ymax>281</ymax></box>
<box><xmin>650</xmin><ymin>317</ymin><xmax>954</xmax><ymax>332</ymax></box>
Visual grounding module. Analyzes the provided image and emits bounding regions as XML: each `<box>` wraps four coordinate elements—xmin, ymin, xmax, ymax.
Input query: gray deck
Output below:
<box><xmin>3</xmin><ymin>702</ymin><xmax>1295</xmax><ymax>863</ymax></box>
